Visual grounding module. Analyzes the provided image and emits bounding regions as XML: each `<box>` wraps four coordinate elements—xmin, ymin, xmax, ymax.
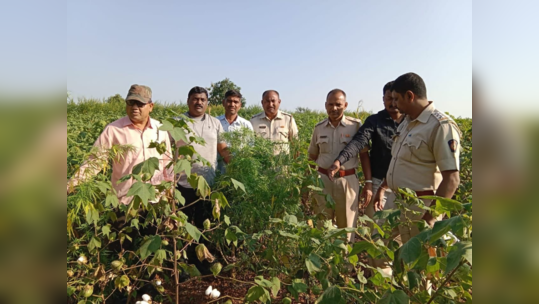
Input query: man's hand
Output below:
<box><xmin>360</xmin><ymin>182</ymin><xmax>373</xmax><ymax>208</ymax></box>
<box><xmin>327</xmin><ymin>160</ymin><xmax>341</xmax><ymax>181</ymax></box>
<box><xmin>422</xmin><ymin>211</ymin><xmax>436</xmax><ymax>228</ymax></box>
<box><xmin>373</xmin><ymin>188</ymin><xmax>386</xmax><ymax>212</ymax></box>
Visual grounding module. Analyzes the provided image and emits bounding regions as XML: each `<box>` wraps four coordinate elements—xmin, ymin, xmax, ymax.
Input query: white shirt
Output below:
<box><xmin>217</xmin><ymin>114</ymin><xmax>254</xmax><ymax>132</ymax></box>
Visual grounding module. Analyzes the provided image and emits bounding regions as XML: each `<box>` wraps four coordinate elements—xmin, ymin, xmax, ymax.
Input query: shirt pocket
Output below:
<box><xmin>317</xmin><ymin>137</ymin><xmax>330</xmax><ymax>154</ymax></box>
<box><xmin>279</xmin><ymin>129</ymin><xmax>289</xmax><ymax>141</ymax></box>
<box><xmin>404</xmin><ymin>137</ymin><xmax>434</xmax><ymax>163</ymax></box>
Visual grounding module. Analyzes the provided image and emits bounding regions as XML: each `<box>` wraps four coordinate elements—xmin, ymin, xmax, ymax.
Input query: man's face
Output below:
<box><xmin>325</xmin><ymin>92</ymin><xmax>348</xmax><ymax>122</ymax></box>
<box><xmin>223</xmin><ymin>96</ymin><xmax>242</xmax><ymax>116</ymax></box>
<box><xmin>392</xmin><ymin>91</ymin><xmax>409</xmax><ymax>114</ymax></box>
<box><xmin>384</xmin><ymin>90</ymin><xmax>400</xmax><ymax>114</ymax></box>
<box><xmin>261</xmin><ymin>92</ymin><xmax>281</xmax><ymax>117</ymax></box>
<box><xmin>126</xmin><ymin>100</ymin><xmax>154</xmax><ymax>124</ymax></box>
<box><xmin>187</xmin><ymin>93</ymin><xmax>208</xmax><ymax>117</ymax></box>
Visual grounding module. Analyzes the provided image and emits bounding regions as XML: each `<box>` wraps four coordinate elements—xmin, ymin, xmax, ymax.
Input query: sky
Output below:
<box><xmin>64</xmin><ymin>1</ymin><xmax>472</xmax><ymax>117</ymax></box>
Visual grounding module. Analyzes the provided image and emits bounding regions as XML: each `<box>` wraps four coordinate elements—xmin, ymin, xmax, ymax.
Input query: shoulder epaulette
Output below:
<box><xmin>315</xmin><ymin>118</ymin><xmax>329</xmax><ymax>127</ymax></box>
<box><xmin>345</xmin><ymin>116</ymin><xmax>362</xmax><ymax>124</ymax></box>
<box><xmin>251</xmin><ymin>112</ymin><xmax>264</xmax><ymax>119</ymax></box>
<box><xmin>432</xmin><ymin>109</ymin><xmax>451</xmax><ymax>123</ymax></box>
<box><xmin>281</xmin><ymin>111</ymin><xmax>293</xmax><ymax>117</ymax></box>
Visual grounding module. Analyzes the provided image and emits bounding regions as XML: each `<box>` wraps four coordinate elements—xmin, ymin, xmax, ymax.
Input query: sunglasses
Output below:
<box><xmin>126</xmin><ymin>100</ymin><xmax>150</xmax><ymax>107</ymax></box>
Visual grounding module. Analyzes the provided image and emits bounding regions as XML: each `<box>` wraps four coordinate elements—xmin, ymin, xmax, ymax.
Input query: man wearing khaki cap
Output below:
<box><xmin>67</xmin><ymin>84</ymin><xmax>174</xmax><ymax>205</ymax></box>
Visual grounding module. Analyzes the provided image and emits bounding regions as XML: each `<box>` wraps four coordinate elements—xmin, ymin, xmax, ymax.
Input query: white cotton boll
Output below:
<box><xmin>142</xmin><ymin>294</ymin><xmax>151</xmax><ymax>301</ymax></box>
<box><xmin>140</xmin><ymin>302</ymin><xmax>149</xmax><ymax>304</ymax></box>
<box><xmin>205</xmin><ymin>285</ymin><xmax>213</xmax><ymax>296</ymax></box>
<box><xmin>155</xmin><ymin>280</ymin><xmax>162</xmax><ymax>286</ymax></box>
<box><xmin>211</xmin><ymin>289</ymin><xmax>221</xmax><ymax>299</ymax></box>
<box><xmin>77</xmin><ymin>256</ymin><xmax>87</xmax><ymax>264</ymax></box>
<box><xmin>135</xmin><ymin>302</ymin><xmax>142</xmax><ymax>304</ymax></box>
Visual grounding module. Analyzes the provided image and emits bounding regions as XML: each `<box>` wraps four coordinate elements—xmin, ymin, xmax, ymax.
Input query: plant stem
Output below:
<box><xmin>426</xmin><ymin>261</ymin><xmax>464</xmax><ymax>304</ymax></box>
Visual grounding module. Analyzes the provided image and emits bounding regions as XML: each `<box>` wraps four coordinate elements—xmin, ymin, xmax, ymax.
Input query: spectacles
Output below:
<box><xmin>126</xmin><ymin>100</ymin><xmax>149</xmax><ymax>107</ymax></box>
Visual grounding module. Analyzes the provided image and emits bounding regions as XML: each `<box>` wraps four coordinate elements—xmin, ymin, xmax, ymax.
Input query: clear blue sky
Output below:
<box><xmin>67</xmin><ymin>1</ymin><xmax>472</xmax><ymax>117</ymax></box>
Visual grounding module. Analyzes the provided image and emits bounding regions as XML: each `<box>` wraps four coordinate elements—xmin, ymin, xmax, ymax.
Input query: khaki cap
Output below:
<box><xmin>126</xmin><ymin>84</ymin><xmax>152</xmax><ymax>104</ymax></box>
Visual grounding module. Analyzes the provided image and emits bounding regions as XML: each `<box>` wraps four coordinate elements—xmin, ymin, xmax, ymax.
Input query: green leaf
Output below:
<box><xmin>114</xmin><ymin>275</ymin><xmax>130</xmax><ymax>290</ymax></box>
<box><xmin>132</xmin><ymin>157</ymin><xmax>160</xmax><ymax>175</ymax></box>
<box><xmin>430</xmin><ymin>216</ymin><xmax>465</xmax><ymax>242</ymax></box>
<box><xmin>174</xmin><ymin>189</ymin><xmax>185</xmax><ymax>206</ymax></box>
<box><xmin>158</xmin><ymin>120</ymin><xmax>174</xmax><ymax>131</ymax></box>
<box><xmin>139</xmin><ymin>235</ymin><xmax>162</xmax><ymax>260</ymax></box>
<box><xmin>127</xmin><ymin>181</ymin><xmax>155</xmax><ymax>205</ymax></box>
<box><xmin>88</xmin><ymin>237</ymin><xmax>101</xmax><ymax>251</ymax></box>
<box><xmin>283</xmin><ymin>214</ymin><xmax>298</xmax><ymax>224</ymax></box>
<box><xmin>306</xmin><ymin>253</ymin><xmax>322</xmax><ymax>274</ymax></box>
<box><xmin>245</xmin><ymin>285</ymin><xmax>266</xmax><ymax>302</ymax></box>
<box><xmin>399</xmin><ymin>237</ymin><xmax>422</xmax><ymax>265</ymax></box>
<box><xmin>270</xmin><ymin>277</ymin><xmax>281</xmax><ymax>298</ymax></box>
<box><xmin>225</xmin><ymin>228</ymin><xmax>238</xmax><ymax>246</ymax></box>
<box><xmin>170</xmin><ymin>126</ymin><xmax>188</xmax><ymax>143</ymax></box>
<box><xmin>426</xmin><ymin>258</ymin><xmax>440</xmax><ymax>273</ymax></box>
<box><xmin>292</xmin><ymin>280</ymin><xmax>308</xmax><ymax>293</ymax></box>
<box><xmin>282</xmin><ymin>297</ymin><xmax>292</xmax><ymax>304</ymax></box>
<box><xmin>421</xmin><ymin>195</ymin><xmax>463</xmax><ymax>214</ymax></box>
<box><xmin>174</xmin><ymin>159</ymin><xmax>191</xmax><ymax>177</ymax></box>
<box><xmin>349</xmin><ymin>241</ymin><xmax>377</xmax><ymax>257</ymax></box>
<box><xmin>231</xmin><ymin>178</ymin><xmax>246</xmax><ymax>192</ymax></box>
<box><xmin>95</xmin><ymin>181</ymin><xmax>110</xmax><ymax>194</ymax></box>
<box><xmin>106</xmin><ymin>193</ymin><xmax>119</xmax><ymax>208</ymax></box>
<box><xmin>279</xmin><ymin>230</ymin><xmax>300</xmax><ymax>240</ymax></box>
<box><xmin>67</xmin><ymin>286</ymin><xmax>76</xmax><ymax>297</ymax></box>
<box><xmin>224</xmin><ymin>215</ymin><xmax>231</xmax><ymax>226</ymax></box>
<box><xmin>446</xmin><ymin>241</ymin><xmax>472</xmax><ymax>274</ymax></box>
<box><xmin>407</xmin><ymin>271</ymin><xmax>421</xmax><ymax>290</ymax></box>
<box><xmin>315</xmin><ymin>286</ymin><xmax>344</xmax><ymax>304</ymax></box>
<box><xmin>185</xmin><ymin>222</ymin><xmax>203</xmax><ymax>242</ymax></box>
<box><xmin>155</xmin><ymin>249</ymin><xmax>167</xmax><ymax>262</ymax></box>
<box><xmin>378</xmin><ymin>289</ymin><xmax>410</xmax><ymax>304</ymax></box>
<box><xmin>102</xmin><ymin>225</ymin><xmax>111</xmax><ymax>237</ymax></box>
<box><xmin>195</xmin><ymin>176</ymin><xmax>211</xmax><ymax>198</ymax></box>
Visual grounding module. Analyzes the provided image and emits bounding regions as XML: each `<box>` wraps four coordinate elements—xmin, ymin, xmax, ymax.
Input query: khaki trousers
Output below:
<box><xmin>365</xmin><ymin>178</ymin><xmax>401</xmax><ymax>273</ymax></box>
<box><xmin>314</xmin><ymin>174</ymin><xmax>359</xmax><ymax>242</ymax></box>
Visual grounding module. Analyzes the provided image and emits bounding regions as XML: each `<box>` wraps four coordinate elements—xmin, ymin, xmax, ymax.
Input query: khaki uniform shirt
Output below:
<box><xmin>250</xmin><ymin>110</ymin><xmax>299</xmax><ymax>154</ymax></box>
<box><xmin>308</xmin><ymin>116</ymin><xmax>362</xmax><ymax>170</ymax></box>
<box><xmin>387</xmin><ymin>102</ymin><xmax>461</xmax><ymax>192</ymax></box>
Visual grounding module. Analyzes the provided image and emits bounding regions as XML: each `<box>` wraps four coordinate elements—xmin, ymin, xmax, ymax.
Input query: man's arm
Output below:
<box><xmin>217</xmin><ymin>143</ymin><xmax>231</xmax><ymax>164</ymax></box>
<box><xmin>359</xmin><ymin>150</ymin><xmax>373</xmax><ymax>207</ymax></box>
<box><xmin>422</xmin><ymin>121</ymin><xmax>462</xmax><ymax>226</ymax></box>
<box><xmin>328</xmin><ymin>116</ymin><xmax>375</xmax><ymax>180</ymax></box>
<box><xmin>67</xmin><ymin>127</ymin><xmax>112</xmax><ymax>194</ymax></box>
<box><xmin>422</xmin><ymin>170</ymin><xmax>460</xmax><ymax>225</ymax></box>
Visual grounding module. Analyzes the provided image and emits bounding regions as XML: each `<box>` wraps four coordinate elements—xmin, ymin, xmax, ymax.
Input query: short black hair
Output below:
<box><xmin>383</xmin><ymin>81</ymin><xmax>394</xmax><ymax>94</ymax></box>
<box><xmin>262</xmin><ymin>90</ymin><xmax>279</xmax><ymax>99</ymax></box>
<box><xmin>188</xmin><ymin>86</ymin><xmax>208</xmax><ymax>99</ymax></box>
<box><xmin>326</xmin><ymin>89</ymin><xmax>346</xmax><ymax>100</ymax></box>
<box><xmin>391</xmin><ymin>73</ymin><xmax>427</xmax><ymax>99</ymax></box>
<box><xmin>224</xmin><ymin>89</ymin><xmax>242</xmax><ymax>100</ymax></box>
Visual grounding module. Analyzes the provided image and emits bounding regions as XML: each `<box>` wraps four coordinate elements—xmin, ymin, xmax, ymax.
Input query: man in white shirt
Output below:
<box><xmin>216</xmin><ymin>89</ymin><xmax>253</xmax><ymax>132</ymax></box>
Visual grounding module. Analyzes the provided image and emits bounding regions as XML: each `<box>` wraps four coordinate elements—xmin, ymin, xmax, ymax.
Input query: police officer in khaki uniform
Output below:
<box><xmin>373</xmin><ymin>73</ymin><xmax>461</xmax><ymax>244</ymax></box>
<box><xmin>308</xmin><ymin>89</ymin><xmax>362</xmax><ymax>242</ymax></box>
<box><xmin>251</xmin><ymin>90</ymin><xmax>299</xmax><ymax>155</ymax></box>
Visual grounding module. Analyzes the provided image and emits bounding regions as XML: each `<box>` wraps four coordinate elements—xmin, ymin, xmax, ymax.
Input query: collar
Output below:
<box><xmin>265</xmin><ymin>110</ymin><xmax>283</xmax><ymax>120</ymax></box>
<box><xmin>410</xmin><ymin>102</ymin><xmax>435</xmax><ymax>124</ymax></box>
<box><xmin>220</xmin><ymin>114</ymin><xmax>239</xmax><ymax>124</ymax></box>
<box><xmin>121</xmin><ymin>116</ymin><xmax>154</xmax><ymax>129</ymax></box>
<box><xmin>325</xmin><ymin>115</ymin><xmax>347</xmax><ymax>127</ymax></box>
<box><xmin>185</xmin><ymin>112</ymin><xmax>206</xmax><ymax>121</ymax></box>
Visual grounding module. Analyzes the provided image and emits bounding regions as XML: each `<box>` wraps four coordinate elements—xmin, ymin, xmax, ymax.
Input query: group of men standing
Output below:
<box><xmin>68</xmin><ymin>72</ymin><xmax>462</xmax><ymax>275</ymax></box>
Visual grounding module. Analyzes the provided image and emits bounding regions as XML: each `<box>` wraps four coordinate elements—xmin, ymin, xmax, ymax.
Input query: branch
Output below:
<box><xmin>426</xmin><ymin>260</ymin><xmax>464</xmax><ymax>304</ymax></box>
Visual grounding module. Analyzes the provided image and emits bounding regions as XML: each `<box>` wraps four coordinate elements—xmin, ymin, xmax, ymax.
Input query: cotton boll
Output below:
<box><xmin>211</xmin><ymin>289</ymin><xmax>221</xmax><ymax>299</ymax></box>
<box><xmin>205</xmin><ymin>285</ymin><xmax>213</xmax><ymax>296</ymax></box>
<box><xmin>142</xmin><ymin>294</ymin><xmax>151</xmax><ymax>301</ymax></box>
<box><xmin>155</xmin><ymin>280</ymin><xmax>162</xmax><ymax>286</ymax></box>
